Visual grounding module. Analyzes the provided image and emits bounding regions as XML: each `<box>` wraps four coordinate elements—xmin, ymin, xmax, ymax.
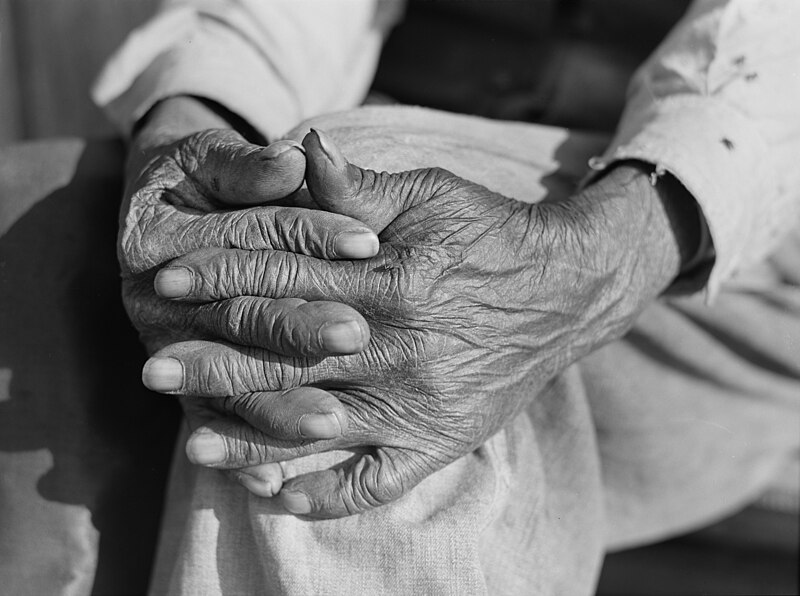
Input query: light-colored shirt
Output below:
<box><xmin>92</xmin><ymin>0</ymin><xmax>800</xmax><ymax>298</ymax></box>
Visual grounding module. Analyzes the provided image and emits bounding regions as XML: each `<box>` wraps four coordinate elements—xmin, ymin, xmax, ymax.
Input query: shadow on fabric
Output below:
<box><xmin>0</xmin><ymin>139</ymin><xmax>181</xmax><ymax>595</ymax></box>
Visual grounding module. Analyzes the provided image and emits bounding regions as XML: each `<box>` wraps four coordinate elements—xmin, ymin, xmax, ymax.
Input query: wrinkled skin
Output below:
<box><xmin>121</xmin><ymin>129</ymin><xmax>379</xmax><ymax>351</ymax></box>
<box><xmin>143</xmin><ymin>129</ymin><xmax>683</xmax><ymax>518</ymax></box>
<box><xmin>121</xmin><ymin>126</ymin><xmax>382</xmax><ymax>494</ymax></box>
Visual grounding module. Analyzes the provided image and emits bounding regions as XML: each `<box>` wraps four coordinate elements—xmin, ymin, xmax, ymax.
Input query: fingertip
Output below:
<box><xmin>297</xmin><ymin>412</ymin><xmax>342</xmax><ymax>439</ymax></box>
<box><xmin>304</xmin><ymin>128</ymin><xmax>346</xmax><ymax>170</ymax></box>
<box><xmin>238</xmin><ymin>473</ymin><xmax>279</xmax><ymax>498</ymax></box>
<box><xmin>301</xmin><ymin>128</ymin><xmax>319</xmax><ymax>153</ymax></box>
<box><xmin>281</xmin><ymin>490</ymin><xmax>312</xmax><ymax>515</ymax></box>
<box><xmin>154</xmin><ymin>266</ymin><xmax>193</xmax><ymax>299</ymax></box>
<box><xmin>142</xmin><ymin>357</ymin><xmax>184</xmax><ymax>392</ymax></box>
<box><xmin>262</xmin><ymin>139</ymin><xmax>305</xmax><ymax>159</ymax></box>
<box><xmin>231</xmin><ymin>464</ymin><xmax>283</xmax><ymax>498</ymax></box>
<box><xmin>185</xmin><ymin>429</ymin><xmax>227</xmax><ymax>465</ymax></box>
<box><xmin>318</xmin><ymin>320</ymin><xmax>366</xmax><ymax>355</ymax></box>
<box><xmin>333</xmin><ymin>230</ymin><xmax>379</xmax><ymax>259</ymax></box>
<box><xmin>218</xmin><ymin>140</ymin><xmax>306</xmax><ymax>206</ymax></box>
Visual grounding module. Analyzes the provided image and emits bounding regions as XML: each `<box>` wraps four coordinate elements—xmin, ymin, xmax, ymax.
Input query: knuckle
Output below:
<box><xmin>274</xmin><ymin>210</ymin><xmax>318</xmax><ymax>254</ymax></box>
<box><xmin>372</xmin><ymin>244</ymin><xmax>454</xmax><ymax>323</ymax></box>
<box><xmin>215</xmin><ymin>297</ymin><xmax>256</xmax><ymax>344</ymax></box>
<box><xmin>195</xmin><ymin>250</ymin><xmax>241</xmax><ymax>300</ymax></box>
<box><xmin>259</xmin><ymin>251</ymin><xmax>299</xmax><ymax>299</ymax></box>
<box><xmin>201</xmin><ymin>357</ymin><xmax>236</xmax><ymax>396</ymax></box>
<box><xmin>182</xmin><ymin>130</ymin><xmax>229</xmax><ymax>164</ymax></box>
<box><xmin>119</xmin><ymin>201</ymin><xmax>166</xmax><ymax>274</ymax></box>
<box><xmin>347</xmin><ymin>165</ymin><xmax>373</xmax><ymax>199</ymax></box>
<box><xmin>219</xmin><ymin>297</ymin><xmax>308</xmax><ymax>353</ymax></box>
<box><xmin>179</xmin><ymin>130</ymin><xmax>246</xmax><ymax>187</ymax></box>
<box><xmin>191</xmin><ymin>350</ymin><xmax>251</xmax><ymax>396</ymax></box>
<box><xmin>252</xmin><ymin>347</ymin><xmax>304</xmax><ymax>391</ymax></box>
<box><xmin>271</xmin><ymin>305</ymin><xmax>316</xmax><ymax>356</ymax></box>
<box><xmin>234</xmin><ymin>210</ymin><xmax>278</xmax><ymax>250</ymax></box>
<box><xmin>369</xmin><ymin>245</ymin><xmax>421</xmax><ymax>319</ymax></box>
<box><xmin>224</xmin><ymin>392</ymin><xmax>260</xmax><ymax>424</ymax></box>
<box><xmin>421</xmin><ymin>167</ymin><xmax>457</xmax><ymax>194</ymax></box>
<box><xmin>341</xmin><ymin>453</ymin><xmax>405</xmax><ymax>514</ymax></box>
<box><xmin>229</xmin><ymin>428</ymin><xmax>270</xmax><ymax>466</ymax></box>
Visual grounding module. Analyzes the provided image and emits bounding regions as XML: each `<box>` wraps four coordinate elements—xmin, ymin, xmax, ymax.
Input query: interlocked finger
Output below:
<box><xmin>142</xmin><ymin>339</ymin><xmax>369</xmax><ymax>398</ymax></box>
<box><xmin>203</xmin><ymin>297</ymin><xmax>370</xmax><ymax>356</ymax></box>
<box><xmin>222</xmin><ymin>386</ymin><xmax>349</xmax><ymax>441</ymax></box>
<box><xmin>226</xmin><ymin>464</ymin><xmax>285</xmax><ymax>498</ymax></box>
<box><xmin>188</xmin><ymin>135</ymin><xmax>307</xmax><ymax>206</ymax></box>
<box><xmin>123</xmin><ymin>203</ymin><xmax>379</xmax><ymax>275</ymax></box>
<box><xmin>279</xmin><ymin>446</ymin><xmax>434</xmax><ymax>518</ymax></box>
<box><xmin>303</xmin><ymin>128</ymin><xmax>448</xmax><ymax>234</ymax></box>
<box><xmin>184</xmin><ymin>415</ymin><xmax>348</xmax><ymax>468</ymax></box>
<box><xmin>153</xmin><ymin>246</ymin><xmax>405</xmax><ymax>313</ymax></box>
<box><xmin>128</xmin><ymin>280</ymin><xmax>370</xmax><ymax>356</ymax></box>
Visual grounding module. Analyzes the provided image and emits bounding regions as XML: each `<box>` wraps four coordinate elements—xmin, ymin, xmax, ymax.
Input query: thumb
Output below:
<box><xmin>302</xmin><ymin>128</ymin><xmax>443</xmax><ymax>233</ymax></box>
<box><xmin>279</xmin><ymin>447</ymin><xmax>434</xmax><ymax>518</ymax></box>
<box><xmin>191</xmin><ymin>130</ymin><xmax>306</xmax><ymax>206</ymax></box>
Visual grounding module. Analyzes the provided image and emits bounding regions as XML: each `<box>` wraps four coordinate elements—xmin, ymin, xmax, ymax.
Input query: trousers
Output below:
<box><xmin>0</xmin><ymin>107</ymin><xmax>797</xmax><ymax>595</ymax></box>
<box><xmin>145</xmin><ymin>107</ymin><xmax>800</xmax><ymax>595</ymax></box>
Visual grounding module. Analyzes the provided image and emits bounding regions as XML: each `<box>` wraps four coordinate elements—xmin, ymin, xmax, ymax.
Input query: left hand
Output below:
<box><xmin>144</xmin><ymin>129</ymin><xmax>688</xmax><ymax>518</ymax></box>
<box><xmin>123</xmin><ymin>98</ymin><xmax>381</xmax><ymax>496</ymax></box>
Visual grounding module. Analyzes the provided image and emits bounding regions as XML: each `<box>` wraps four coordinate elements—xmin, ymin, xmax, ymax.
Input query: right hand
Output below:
<box><xmin>143</xmin><ymin>129</ymin><xmax>685</xmax><ymax>518</ymax></box>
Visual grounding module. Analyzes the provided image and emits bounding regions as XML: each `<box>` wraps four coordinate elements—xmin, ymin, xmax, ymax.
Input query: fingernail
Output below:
<box><xmin>334</xmin><ymin>231</ymin><xmax>379</xmax><ymax>258</ymax></box>
<box><xmin>142</xmin><ymin>357</ymin><xmax>184</xmax><ymax>392</ymax></box>
<box><xmin>154</xmin><ymin>267</ymin><xmax>192</xmax><ymax>298</ymax></box>
<box><xmin>298</xmin><ymin>413</ymin><xmax>342</xmax><ymax>439</ymax></box>
<box><xmin>310</xmin><ymin>128</ymin><xmax>346</xmax><ymax>169</ymax></box>
<box><xmin>238</xmin><ymin>473</ymin><xmax>277</xmax><ymax>498</ymax></box>
<box><xmin>282</xmin><ymin>491</ymin><xmax>312</xmax><ymax>515</ymax></box>
<box><xmin>320</xmin><ymin>320</ymin><xmax>363</xmax><ymax>353</ymax></box>
<box><xmin>262</xmin><ymin>140</ymin><xmax>304</xmax><ymax>159</ymax></box>
<box><xmin>186</xmin><ymin>431</ymin><xmax>227</xmax><ymax>465</ymax></box>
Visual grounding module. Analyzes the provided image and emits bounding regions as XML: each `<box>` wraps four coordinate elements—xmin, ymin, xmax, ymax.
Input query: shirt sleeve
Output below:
<box><xmin>91</xmin><ymin>0</ymin><xmax>403</xmax><ymax>141</ymax></box>
<box><xmin>590</xmin><ymin>0</ymin><xmax>800</xmax><ymax>298</ymax></box>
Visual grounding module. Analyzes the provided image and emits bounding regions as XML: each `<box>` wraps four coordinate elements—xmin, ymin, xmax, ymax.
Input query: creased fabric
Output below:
<box><xmin>596</xmin><ymin>0</ymin><xmax>800</xmax><ymax>298</ymax></box>
<box><xmin>92</xmin><ymin>0</ymin><xmax>397</xmax><ymax>141</ymax></box>
<box><xmin>146</xmin><ymin>105</ymin><xmax>800</xmax><ymax>595</ymax></box>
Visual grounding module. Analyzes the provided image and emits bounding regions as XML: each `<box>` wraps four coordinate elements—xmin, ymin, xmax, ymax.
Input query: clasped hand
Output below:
<box><xmin>130</xmin><ymin>128</ymin><xmax>681</xmax><ymax>518</ymax></box>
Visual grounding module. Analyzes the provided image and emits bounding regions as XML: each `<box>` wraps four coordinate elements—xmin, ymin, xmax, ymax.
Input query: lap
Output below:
<box><xmin>157</xmin><ymin>106</ymin><xmax>799</xmax><ymax>594</ymax></box>
<box><xmin>1</xmin><ymin>108</ymin><xmax>796</xmax><ymax>595</ymax></box>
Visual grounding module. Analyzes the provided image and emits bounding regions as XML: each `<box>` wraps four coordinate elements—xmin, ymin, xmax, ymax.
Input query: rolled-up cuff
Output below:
<box><xmin>91</xmin><ymin>7</ymin><xmax>299</xmax><ymax>140</ymax></box>
<box><xmin>588</xmin><ymin>94</ymin><xmax>776</xmax><ymax>301</ymax></box>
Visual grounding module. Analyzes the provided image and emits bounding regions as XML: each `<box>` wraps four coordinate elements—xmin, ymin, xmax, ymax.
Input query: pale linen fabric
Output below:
<box><xmin>145</xmin><ymin>106</ymin><xmax>800</xmax><ymax>595</ymax></box>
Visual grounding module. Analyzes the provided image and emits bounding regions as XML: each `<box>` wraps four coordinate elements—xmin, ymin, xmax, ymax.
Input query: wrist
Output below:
<box><xmin>125</xmin><ymin>96</ymin><xmax>227</xmax><ymax>176</ymax></box>
<box><xmin>132</xmin><ymin>96</ymin><xmax>235</xmax><ymax>148</ymax></box>
<box><xmin>128</xmin><ymin>96</ymin><xmax>269</xmax><ymax>174</ymax></box>
<box><xmin>574</xmin><ymin>162</ymin><xmax>700</xmax><ymax>300</ymax></box>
